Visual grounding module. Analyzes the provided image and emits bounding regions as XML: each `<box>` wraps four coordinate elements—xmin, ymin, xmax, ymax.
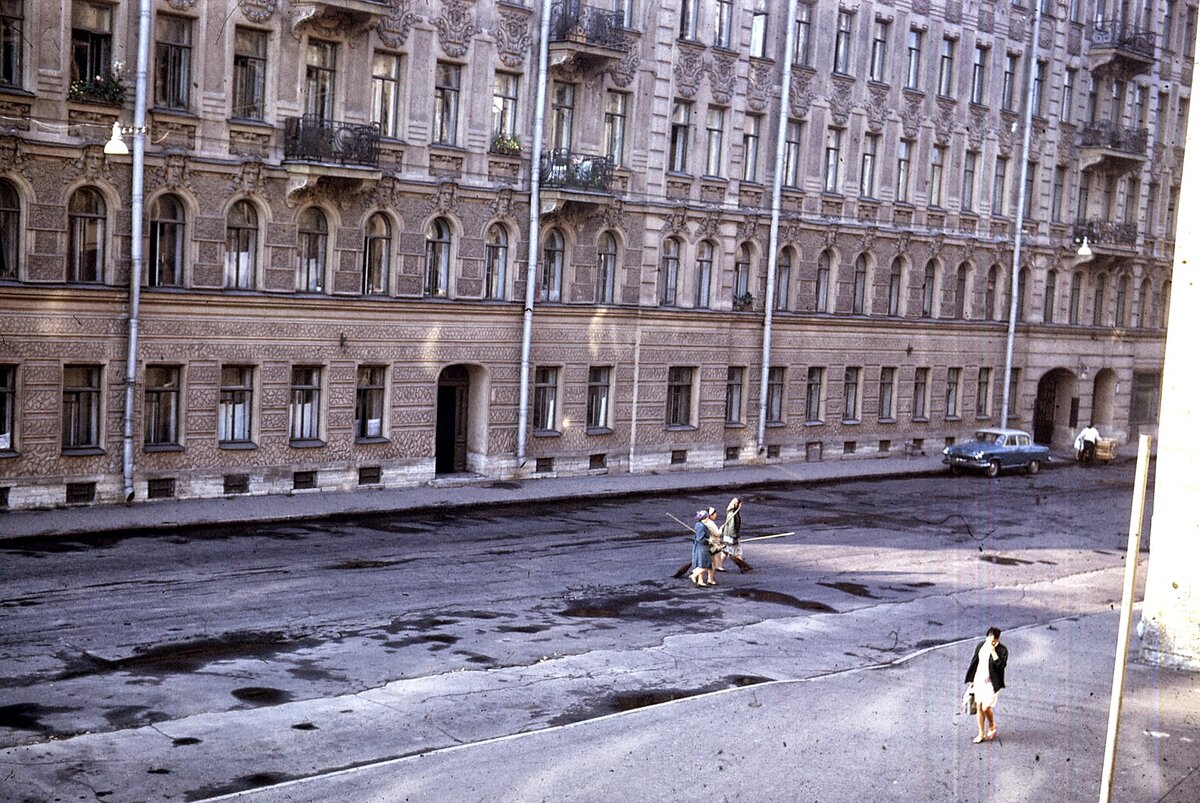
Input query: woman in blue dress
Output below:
<box><xmin>689</xmin><ymin>508</ymin><xmax>719</xmax><ymax>587</ymax></box>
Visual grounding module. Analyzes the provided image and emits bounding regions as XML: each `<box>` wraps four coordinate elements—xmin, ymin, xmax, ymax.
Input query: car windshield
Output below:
<box><xmin>975</xmin><ymin>431</ymin><xmax>1004</xmax><ymax>445</ymax></box>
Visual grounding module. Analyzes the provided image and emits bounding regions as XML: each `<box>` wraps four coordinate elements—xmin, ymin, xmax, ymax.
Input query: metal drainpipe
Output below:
<box><xmin>515</xmin><ymin>0</ymin><xmax>553</xmax><ymax>470</ymax></box>
<box><xmin>756</xmin><ymin>0</ymin><xmax>799</xmax><ymax>454</ymax></box>
<box><xmin>121</xmin><ymin>0</ymin><xmax>151</xmax><ymax>502</ymax></box>
<box><xmin>1001</xmin><ymin>2</ymin><xmax>1042</xmax><ymax>429</ymax></box>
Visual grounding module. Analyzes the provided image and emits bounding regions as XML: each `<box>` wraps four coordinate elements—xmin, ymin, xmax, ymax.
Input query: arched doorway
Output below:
<box><xmin>436</xmin><ymin>365</ymin><xmax>470</xmax><ymax>474</ymax></box>
<box><xmin>1033</xmin><ymin>369</ymin><xmax>1079</xmax><ymax>448</ymax></box>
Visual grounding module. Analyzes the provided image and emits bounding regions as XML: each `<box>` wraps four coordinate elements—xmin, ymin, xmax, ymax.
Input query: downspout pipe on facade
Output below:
<box><xmin>516</xmin><ymin>0</ymin><xmax>553</xmax><ymax>469</ymax></box>
<box><xmin>121</xmin><ymin>0</ymin><xmax>151</xmax><ymax>502</ymax></box>
<box><xmin>757</xmin><ymin>0</ymin><xmax>799</xmax><ymax>453</ymax></box>
<box><xmin>1001</xmin><ymin>3</ymin><xmax>1042</xmax><ymax>429</ymax></box>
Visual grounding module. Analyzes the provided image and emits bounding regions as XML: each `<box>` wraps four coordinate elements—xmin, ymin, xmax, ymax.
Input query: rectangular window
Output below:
<box><xmin>219</xmin><ymin>366</ymin><xmax>253</xmax><ymax>444</ymax></box>
<box><xmin>767</xmin><ymin>366</ymin><xmax>785</xmax><ymax>424</ymax></box>
<box><xmin>0</xmin><ymin>364</ymin><xmax>15</xmax><ymax>451</ymax></box>
<box><xmin>1134</xmin><ymin>84</ymin><xmax>1148</xmax><ymax>129</ymax></box>
<box><xmin>962</xmin><ymin>151</ymin><xmax>978</xmax><ymax>212</ymax></box>
<box><xmin>232</xmin><ymin>27</ymin><xmax>267</xmax><ymax>120</ymax></box>
<box><xmin>71</xmin><ymin>1</ymin><xmax>112</xmax><ymax>88</ymax></box>
<box><xmin>725</xmin><ymin>366</ymin><xmax>744</xmax><ymax>425</ymax></box>
<box><xmin>1061</xmin><ymin>67</ymin><xmax>1075</xmax><ymax>123</ymax></box>
<box><xmin>896</xmin><ymin>139</ymin><xmax>912</xmax><ymax>203</ymax></box>
<box><xmin>750</xmin><ymin>3</ymin><xmax>768</xmax><ymax>58</ymax></box>
<box><xmin>355</xmin><ymin>365</ymin><xmax>386</xmax><ymax>440</ymax></box>
<box><xmin>869</xmin><ymin>20</ymin><xmax>889</xmax><ymax>83</ymax></box>
<box><xmin>0</xmin><ymin>0</ymin><xmax>24</xmax><ymax>88</ymax></box>
<box><xmin>742</xmin><ymin>114</ymin><xmax>761</xmax><ymax>182</ymax></box>
<box><xmin>705</xmin><ymin>106</ymin><xmax>725</xmax><ymax>177</ymax></box>
<box><xmin>913</xmin><ymin>367</ymin><xmax>929</xmax><ymax>420</ymax></box>
<box><xmin>805</xmin><ymin>367</ymin><xmax>824</xmax><ymax>423</ymax></box>
<box><xmin>604</xmin><ymin>91</ymin><xmax>627</xmax><ymax>165</ymax></box>
<box><xmin>833</xmin><ymin>11</ymin><xmax>853</xmax><ymax>74</ymax></box>
<box><xmin>793</xmin><ymin>6</ymin><xmax>811</xmax><ymax>67</ymax></box>
<box><xmin>679</xmin><ymin>0</ymin><xmax>698</xmax><ymax>40</ymax></box>
<box><xmin>1008</xmin><ymin>367</ymin><xmax>1022</xmax><ymax>419</ymax></box>
<box><xmin>971</xmin><ymin>44</ymin><xmax>988</xmax><ymax>104</ymax></box>
<box><xmin>373</xmin><ymin>52</ymin><xmax>402</xmax><ymax>138</ymax></box>
<box><xmin>1024</xmin><ymin>160</ymin><xmax>1037</xmax><ymax>216</ymax></box>
<box><xmin>929</xmin><ymin>145</ymin><xmax>946</xmax><ymax>207</ymax></box>
<box><xmin>878</xmin><ymin>367</ymin><xmax>896</xmax><ymax>421</ymax></box>
<box><xmin>993</xmin><ymin>157</ymin><xmax>1008</xmax><ymax>215</ymax></box>
<box><xmin>1032</xmin><ymin>60</ymin><xmax>1047</xmax><ymax>117</ymax></box>
<box><xmin>976</xmin><ymin>367</ymin><xmax>992</xmax><ymax>417</ymax></box>
<box><xmin>1069</xmin><ymin>271</ymin><xmax>1082</xmax><ymax>324</ymax></box>
<box><xmin>533</xmin><ymin>366</ymin><xmax>559</xmax><ymax>432</ymax></box>
<box><xmin>62</xmin><ymin>364</ymin><xmax>101</xmax><ymax>450</ymax></box>
<box><xmin>843</xmin><ymin>367</ymin><xmax>861</xmax><ymax>422</ymax></box>
<box><xmin>823</xmin><ymin>127</ymin><xmax>842</xmax><ymax>192</ymax></box>
<box><xmin>304</xmin><ymin>39</ymin><xmax>337</xmax><ymax>122</ymax></box>
<box><xmin>289</xmin><ymin>366</ymin><xmax>322</xmax><ymax>443</ymax></box>
<box><xmin>155</xmin><ymin>14</ymin><xmax>192</xmax><ymax>110</ymax></box>
<box><xmin>666</xmin><ymin>366</ymin><xmax>694</xmax><ymax>427</ymax></box>
<box><xmin>587</xmin><ymin>366</ymin><xmax>611</xmax><ymax>430</ymax></box>
<box><xmin>492</xmin><ymin>71</ymin><xmax>519</xmax><ymax>144</ymax></box>
<box><xmin>783</xmin><ymin>120</ymin><xmax>802</xmax><ymax>186</ymax></box>
<box><xmin>860</xmin><ymin>133</ymin><xmax>879</xmax><ymax>197</ymax></box>
<box><xmin>937</xmin><ymin>37</ymin><xmax>955</xmax><ymax>97</ymax></box>
<box><xmin>551</xmin><ymin>82</ymin><xmax>575</xmax><ymax>150</ymax></box>
<box><xmin>144</xmin><ymin>365</ymin><xmax>181</xmax><ymax>447</ymax></box>
<box><xmin>906</xmin><ymin>29</ymin><xmax>923</xmax><ymax>90</ymax></box>
<box><xmin>669</xmin><ymin>100</ymin><xmax>691</xmax><ymax>173</ymax></box>
<box><xmin>714</xmin><ymin>0</ymin><xmax>733</xmax><ymax>48</ymax></box>
<box><xmin>1052</xmin><ymin>166</ymin><xmax>1066</xmax><ymax>222</ymax></box>
<box><xmin>1088</xmin><ymin>76</ymin><xmax>1100</xmax><ymax>124</ymax></box>
<box><xmin>433</xmin><ymin>62</ymin><xmax>461</xmax><ymax>145</ymax></box>
<box><xmin>1002</xmin><ymin>53</ymin><xmax>1018</xmax><ymax>111</ymax></box>
<box><xmin>945</xmin><ymin>367</ymin><xmax>961</xmax><ymax>418</ymax></box>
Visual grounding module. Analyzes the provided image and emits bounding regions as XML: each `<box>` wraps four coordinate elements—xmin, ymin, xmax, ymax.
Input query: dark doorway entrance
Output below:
<box><xmin>1034</xmin><ymin>375</ymin><xmax>1056</xmax><ymax>445</ymax></box>
<box><xmin>436</xmin><ymin>365</ymin><xmax>469</xmax><ymax>474</ymax></box>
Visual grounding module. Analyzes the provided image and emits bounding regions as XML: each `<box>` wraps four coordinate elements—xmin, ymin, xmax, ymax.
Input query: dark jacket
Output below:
<box><xmin>964</xmin><ymin>640</ymin><xmax>1008</xmax><ymax>691</ymax></box>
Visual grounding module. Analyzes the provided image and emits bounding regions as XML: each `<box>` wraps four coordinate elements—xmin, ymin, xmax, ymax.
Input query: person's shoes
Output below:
<box><xmin>972</xmin><ymin>735</ymin><xmax>985</xmax><ymax>744</ymax></box>
<box><xmin>715</xmin><ymin>567</ymin><xmax>727</xmax><ymax>572</ymax></box>
<box><xmin>986</xmin><ymin>728</ymin><xmax>997</xmax><ymax>740</ymax></box>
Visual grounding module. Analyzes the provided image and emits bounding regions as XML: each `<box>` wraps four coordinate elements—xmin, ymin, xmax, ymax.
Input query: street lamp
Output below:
<box><xmin>1077</xmin><ymin>236</ymin><xmax>1093</xmax><ymax>258</ymax></box>
<box><xmin>103</xmin><ymin>122</ymin><xmax>148</xmax><ymax>156</ymax></box>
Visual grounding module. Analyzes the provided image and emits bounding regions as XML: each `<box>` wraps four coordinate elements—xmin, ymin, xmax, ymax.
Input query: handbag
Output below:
<box><xmin>962</xmin><ymin>687</ymin><xmax>977</xmax><ymax>715</ymax></box>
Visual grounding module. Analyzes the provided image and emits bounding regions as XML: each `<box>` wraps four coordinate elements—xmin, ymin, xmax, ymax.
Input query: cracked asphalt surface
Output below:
<box><xmin>0</xmin><ymin>463</ymin><xmax>1156</xmax><ymax>800</ymax></box>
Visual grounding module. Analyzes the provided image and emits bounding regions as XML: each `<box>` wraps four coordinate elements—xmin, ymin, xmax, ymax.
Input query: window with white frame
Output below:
<box><xmin>976</xmin><ymin>367</ymin><xmax>992</xmax><ymax>417</ymax></box>
<box><xmin>962</xmin><ymin>151</ymin><xmax>978</xmax><ymax>212</ymax></box>
<box><xmin>783</xmin><ymin>120</ymin><xmax>802</xmax><ymax>186</ymax></box>
<box><xmin>922</xmin><ymin>259</ymin><xmax>937</xmax><ymax>317</ymax></box>
<box><xmin>1093</xmin><ymin>273</ymin><xmax>1108</xmax><ymax>326</ymax></box>
<box><xmin>304</xmin><ymin>39</ymin><xmax>337</xmax><ymax>122</ymax></box>
<box><xmin>750</xmin><ymin>2</ymin><xmax>768</xmax><ymax>58</ymax></box>
<box><xmin>669</xmin><ymin>100</ymin><xmax>691</xmax><ymax>172</ymax></box>
<box><xmin>0</xmin><ymin>178</ymin><xmax>18</xmax><ymax>279</ymax></box>
<box><xmin>542</xmin><ymin>227</ymin><xmax>564</xmax><ymax>302</ymax></box>
<box><xmin>775</xmin><ymin>248</ymin><xmax>791</xmax><ymax>310</ymax></box>
<box><xmin>860</xmin><ymin>133</ymin><xmax>878</xmax><ymax>197</ymax></box>
<box><xmin>852</xmin><ymin>254</ymin><xmax>867</xmax><ymax>314</ymax></box>
<box><xmin>225</xmin><ymin>201</ymin><xmax>256</xmax><ymax>289</ymax></box>
<box><xmin>433</xmin><ymin>62</ymin><xmax>461</xmax><ymax>144</ymax></box>
<box><xmin>660</xmin><ymin>236</ymin><xmax>680</xmax><ymax>305</ymax></box>
<box><xmin>0</xmin><ymin>363</ymin><xmax>13</xmax><ymax>451</ymax></box>
<box><xmin>823</xmin><ymin>127</ymin><xmax>842</xmax><ymax>192</ymax></box>
<box><xmin>869</xmin><ymin>19</ymin><xmax>889</xmax><ymax>82</ymax></box>
<box><xmin>232</xmin><ymin>27</ymin><xmax>267</xmax><ymax>119</ymax></box>
<box><xmin>148</xmin><ymin>194</ymin><xmax>184</xmax><ymax>288</ymax></box>
<box><xmin>533</xmin><ymin>366</ymin><xmax>559</xmax><ymax>432</ymax></box>
<box><xmin>733</xmin><ymin>243</ymin><xmax>751</xmax><ymax>301</ymax></box>
<box><xmin>71</xmin><ymin>2</ymin><xmax>112</xmax><ymax>89</ymax></box>
<box><xmin>843</xmin><ymin>367</ymin><xmax>861</xmax><ymax>422</ymax></box>
<box><xmin>1069</xmin><ymin>270</ymin><xmax>1082</xmax><ymax>324</ymax></box>
<box><xmin>362</xmin><ymin>213</ymin><xmax>391</xmax><ymax>295</ymax></box>
<box><xmin>742</xmin><ymin>114</ymin><xmax>761</xmax><ymax>182</ymax></box>
<box><xmin>1061</xmin><ymin>67</ymin><xmax>1075</xmax><ymax>123</ymax></box>
<box><xmin>929</xmin><ymin>144</ymin><xmax>946</xmax><ymax>207</ymax></box>
<box><xmin>373</xmin><ymin>52</ymin><xmax>402</xmax><ymax>138</ymax></box>
<box><xmin>714</xmin><ymin>0</ymin><xmax>733</xmax><ymax>48</ymax></box>
<box><xmin>425</xmin><ymin>217</ymin><xmax>452</xmax><ymax>298</ymax></box>
<box><xmin>604</xmin><ymin>91</ymin><xmax>627</xmax><ymax>165</ymax></box>
<box><xmin>905</xmin><ymin>28</ymin><xmax>922</xmax><ymax>90</ymax></box>
<box><xmin>805</xmin><ymin>366</ymin><xmax>824</xmax><ymax>422</ymax></box>
<box><xmin>62</xmin><ymin>364</ymin><xmax>101</xmax><ymax>450</ymax></box>
<box><xmin>986</xmin><ymin>265</ymin><xmax>1000</xmax><ymax>320</ymax></box>
<box><xmin>816</xmin><ymin>250</ymin><xmax>831</xmax><ymax>312</ymax></box>
<box><xmin>551</xmin><ymin>82</ymin><xmax>575</xmax><ymax>150</ymax></box>
<box><xmin>695</xmin><ymin>240</ymin><xmax>714</xmax><ymax>308</ymax></box>
<box><xmin>679</xmin><ymin>0</ymin><xmax>698</xmax><ymax>40</ymax></box>
<box><xmin>896</xmin><ymin>139</ymin><xmax>912</xmax><ymax>203</ymax></box>
<box><xmin>793</xmin><ymin>5</ymin><xmax>811</xmax><ymax>67</ymax></box>
<box><xmin>945</xmin><ymin>367</ymin><xmax>961</xmax><ymax>419</ymax></box>
<box><xmin>144</xmin><ymin>365</ymin><xmax>181</xmax><ymax>447</ymax></box>
<box><xmin>888</xmin><ymin>257</ymin><xmax>903</xmax><ymax>316</ymax></box>
<box><xmin>993</xmin><ymin>156</ymin><xmax>1008</xmax><ymax>215</ymax></box>
<box><xmin>767</xmin><ymin>366</ymin><xmax>785</xmax><ymax>424</ymax></box>
<box><xmin>218</xmin><ymin>365</ymin><xmax>253</xmax><ymax>444</ymax></box>
<box><xmin>725</xmin><ymin>366</ymin><xmax>744</xmax><ymax>425</ymax></box>
<box><xmin>666</xmin><ymin>366</ymin><xmax>694</xmax><ymax>427</ymax></box>
<box><xmin>355</xmin><ymin>365</ymin><xmax>386</xmax><ymax>440</ymax></box>
<box><xmin>913</xmin><ymin>367</ymin><xmax>930</xmax><ymax>420</ymax></box>
<box><xmin>705</xmin><ymin>106</ymin><xmax>725</xmax><ymax>177</ymax></box>
<box><xmin>1002</xmin><ymin>53</ymin><xmax>1018</xmax><ymax>111</ymax></box>
<box><xmin>155</xmin><ymin>14</ymin><xmax>191</xmax><ymax>110</ymax></box>
<box><xmin>1116</xmin><ymin>275</ymin><xmax>1129</xmax><ymax>327</ymax></box>
<box><xmin>597</xmin><ymin>231</ymin><xmax>617</xmax><ymax>303</ymax></box>
<box><xmin>971</xmin><ymin>44</ymin><xmax>988</xmax><ymax>104</ymax></box>
<box><xmin>937</xmin><ymin>37</ymin><xmax>955</xmax><ymax>97</ymax></box>
<box><xmin>68</xmin><ymin>187</ymin><xmax>105</xmax><ymax>283</ymax></box>
<box><xmin>0</xmin><ymin>0</ymin><xmax>24</xmax><ymax>89</ymax></box>
<box><xmin>289</xmin><ymin>366</ymin><xmax>322</xmax><ymax>443</ymax></box>
<box><xmin>833</xmin><ymin>11</ymin><xmax>853</xmax><ymax>74</ymax></box>
<box><xmin>878</xmin><ymin>366</ymin><xmax>896</xmax><ymax>421</ymax></box>
<box><xmin>297</xmin><ymin>207</ymin><xmax>327</xmax><ymax>293</ymax></box>
<box><xmin>587</xmin><ymin>366</ymin><xmax>612</xmax><ymax>430</ymax></box>
<box><xmin>1044</xmin><ymin>268</ymin><xmax>1058</xmax><ymax>323</ymax></box>
<box><xmin>492</xmin><ymin>72</ymin><xmax>519</xmax><ymax>143</ymax></box>
<box><xmin>955</xmin><ymin>263</ymin><xmax>969</xmax><ymax>318</ymax></box>
<box><xmin>484</xmin><ymin>224</ymin><xmax>508</xmax><ymax>300</ymax></box>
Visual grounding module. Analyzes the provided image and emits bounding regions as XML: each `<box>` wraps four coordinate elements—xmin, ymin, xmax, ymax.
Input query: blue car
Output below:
<box><xmin>942</xmin><ymin>428</ymin><xmax>1051</xmax><ymax>477</ymax></box>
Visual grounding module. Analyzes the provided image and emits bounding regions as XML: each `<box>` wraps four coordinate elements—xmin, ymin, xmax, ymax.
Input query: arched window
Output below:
<box><xmin>852</xmin><ymin>254</ymin><xmax>868</xmax><ymax>314</ymax></box>
<box><xmin>1138</xmin><ymin>277</ymin><xmax>1152</xmax><ymax>328</ymax></box>
<box><xmin>984</xmin><ymin>265</ymin><xmax>999</xmax><ymax>320</ymax></box>
<box><xmin>1115</xmin><ymin>274</ymin><xmax>1129</xmax><ymax>327</ymax></box>
<box><xmin>695</xmin><ymin>240</ymin><xmax>714</xmax><ymax>308</ymax></box>
<box><xmin>425</xmin><ymin>217</ymin><xmax>452</xmax><ymax>297</ymax></box>
<box><xmin>1091</xmin><ymin>273</ymin><xmax>1107</xmax><ymax>326</ymax></box>
<box><xmin>733</xmin><ymin>243</ymin><xmax>752</xmax><ymax>302</ymax></box>
<box><xmin>484</xmin><ymin>223</ymin><xmax>508</xmax><ymax>300</ymax></box>
<box><xmin>0</xmin><ymin>179</ymin><xmax>19</xmax><ymax>279</ymax></box>
<box><xmin>954</xmin><ymin>262</ymin><xmax>969</xmax><ymax>318</ymax></box>
<box><xmin>1161</xmin><ymin>280</ymin><xmax>1171</xmax><ymax>329</ymax></box>
<box><xmin>816</xmin><ymin>250</ymin><xmax>831</xmax><ymax>312</ymax></box>
<box><xmin>660</xmin><ymin>237</ymin><xmax>680</xmax><ymax>305</ymax></box>
<box><xmin>1068</xmin><ymin>271</ymin><xmax>1083</xmax><ymax>324</ymax></box>
<box><xmin>149</xmin><ymin>194</ymin><xmax>185</xmax><ymax>287</ymax></box>
<box><xmin>298</xmin><ymin>207</ymin><xmax>328</xmax><ymax>292</ymax></box>
<box><xmin>224</xmin><ymin>200</ymin><xmax>257</xmax><ymax>289</ymax></box>
<box><xmin>775</xmin><ymin>247</ymin><xmax>792</xmax><ymax>311</ymax></box>
<box><xmin>1043</xmin><ymin>269</ymin><xmax>1058</xmax><ymax>323</ymax></box>
<box><xmin>68</xmin><ymin>187</ymin><xmax>106</xmax><ymax>283</ymax></box>
<box><xmin>362</xmin><ymin>213</ymin><xmax>391</xmax><ymax>295</ymax></box>
<box><xmin>888</xmin><ymin>258</ymin><xmax>903</xmax><ymax>316</ymax></box>
<box><xmin>541</xmin><ymin>227</ymin><xmax>563</xmax><ymax>301</ymax></box>
<box><xmin>597</xmin><ymin>231</ymin><xmax>617</xmax><ymax>303</ymax></box>
<box><xmin>922</xmin><ymin>259</ymin><xmax>937</xmax><ymax>318</ymax></box>
<box><xmin>1017</xmin><ymin>266</ymin><xmax>1030</xmax><ymax>322</ymax></box>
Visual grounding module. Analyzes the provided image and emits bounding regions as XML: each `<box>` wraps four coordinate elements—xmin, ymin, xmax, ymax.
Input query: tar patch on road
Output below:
<box><xmin>729</xmin><ymin>588</ymin><xmax>839</xmax><ymax>612</ymax></box>
<box><xmin>0</xmin><ymin>702</ymin><xmax>74</xmax><ymax>733</ymax></box>
<box><xmin>979</xmin><ymin>555</ymin><xmax>1035</xmax><ymax>566</ymax></box>
<box><xmin>548</xmin><ymin>675</ymin><xmax>773</xmax><ymax>726</ymax></box>
<box><xmin>231</xmin><ymin>687</ymin><xmax>293</xmax><ymax>706</ymax></box>
<box><xmin>54</xmin><ymin>631</ymin><xmax>318</xmax><ymax>680</ymax></box>
<box><xmin>817</xmin><ymin>581</ymin><xmax>878</xmax><ymax>599</ymax></box>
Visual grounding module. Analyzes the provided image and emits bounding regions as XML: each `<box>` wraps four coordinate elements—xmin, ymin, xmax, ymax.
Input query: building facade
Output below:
<box><xmin>0</xmin><ymin>0</ymin><xmax>1189</xmax><ymax>509</ymax></box>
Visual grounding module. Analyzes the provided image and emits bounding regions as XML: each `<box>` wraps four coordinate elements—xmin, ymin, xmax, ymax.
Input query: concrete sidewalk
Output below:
<box><xmin>218</xmin><ymin>608</ymin><xmax>1199</xmax><ymax>803</ymax></box>
<box><xmin>1</xmin><ymin>452</ymin><xmax>955</xmax><ymax>540</ymax></box>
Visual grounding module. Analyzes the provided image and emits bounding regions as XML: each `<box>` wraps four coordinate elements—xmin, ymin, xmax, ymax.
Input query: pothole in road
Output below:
<box><xmin>979</xmin><ymin>555</ymin><xmax>1035</xmax><ymax>566</ymax></box>
<box><xmin>729</xmin><ymin>588</ymin><xmax>838</xmax><ymax>612</ymax></box>
<box><xmin>231</xmin><ymin>687</ymin><xmax>293</xmax><ymax>707</ymax></box>
<box><xmin>0</xmin><ymin>702</ymin><xmax>75</xmax><ymax>733</ymax></box>
<box><xmin>172</xmin><ymin>737</ymin><xmax>203</xmax><ymax>746</ymax></box>
<box><xmin>817</xmin><ymin>581</ymin><xmax>878</xmax><ymax>599</ymax></box>
<box><xmin>56</xmin><ymin>631</ymin><xmax>318</xmax><ymax>680</ymax></box>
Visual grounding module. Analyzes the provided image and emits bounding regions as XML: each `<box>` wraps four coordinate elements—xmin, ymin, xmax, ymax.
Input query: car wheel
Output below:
<box><xmin>1028</xmin><ymin>460</ymin><xmax>1040</xmax><ymax>475</ymax></box>
<box><xmin>986</xmin><ymin>460</ymin><xmax>1001</xmax><ymax>478</ymax></box>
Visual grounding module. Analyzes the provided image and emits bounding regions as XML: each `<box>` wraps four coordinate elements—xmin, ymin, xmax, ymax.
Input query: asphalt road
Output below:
<box><xmin>0</xmin><ymin>463</ymin><xmax>1152</xmax><ymax>801</ymax></box>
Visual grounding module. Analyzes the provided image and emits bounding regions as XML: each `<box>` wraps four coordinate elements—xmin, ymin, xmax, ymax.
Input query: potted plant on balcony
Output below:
<box><xmin>733</xmin><ymin>292</ymin><xmax>755</xmax><ymax>311</ymax></box>
<box><xmin>490</xmin><ymin>132</ymin><xmax>522</xmax><ymax>157</ymax></box>
<box><xmin>68</xmin><ymin>62</ymin><xmax>126</xmax><ymax>106</ymax></box>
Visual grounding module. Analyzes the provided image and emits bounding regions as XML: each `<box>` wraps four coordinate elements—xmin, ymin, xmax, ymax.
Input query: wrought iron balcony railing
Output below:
<box><xmin>283</xmin><ymin>116</ymin><xmax>380</xmax><ymax>168</ymax></box>
<box><xmin>549</xmin><ymin>1</ymin><xmax>627</xmax><ymax>48</ymax></box>
<box><xmin>1074</xmin><ymin>219</ymin><xmax>1138</xmax><ymax>246</ymax></box>
<box><xmin>541</xmin><ymin>149</ymin><xmax>614</xmax><ymax>193</ymax></box>
<box><xmin>1090</xmin><ymin>20</ymin><xmax>1155</xmax><ymax>59</ymax></box>
<box><xmin>1080</xmin><ymin>122</ymin><xmax>1149</xmax><ymax>155</ymax></box>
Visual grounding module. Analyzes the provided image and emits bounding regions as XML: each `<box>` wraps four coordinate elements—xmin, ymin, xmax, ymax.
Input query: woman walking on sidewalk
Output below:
<box><xmin>964</xmin><ymin>627</ymin><xmax>1008</xmax><ymax>743</ymax></box>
